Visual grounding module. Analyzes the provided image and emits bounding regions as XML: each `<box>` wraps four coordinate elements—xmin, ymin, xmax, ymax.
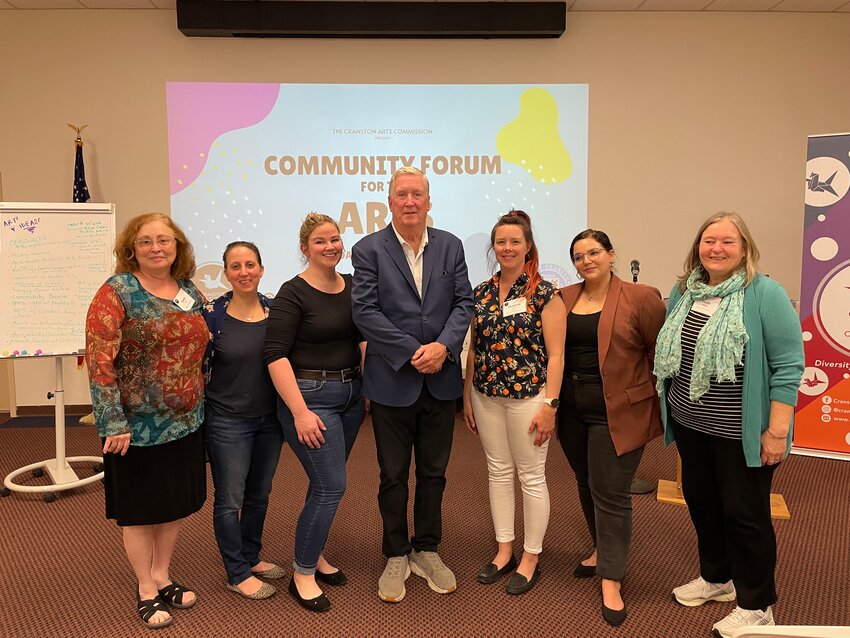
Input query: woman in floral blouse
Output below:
<box><xmin>462</xmin><ymin>210</ymin><xmax>565</xmax><ymax>596</ymax></box>
<box><xmin>86</xmin><ymin>213</ymin><xmax>208</xmax><ymax>630</ymax></box>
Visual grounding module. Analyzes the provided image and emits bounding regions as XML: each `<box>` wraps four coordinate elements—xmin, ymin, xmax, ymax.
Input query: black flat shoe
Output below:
<box><xmin>602</xmin><ymin>584</ymin><xmax>627</xmax><ymax>626</ymax></box>
<box><xmin>476</xmin><ymin>555</ymin><xmax>518</xmax><ymax>585</ymax></box>
<box><xmin>505</xmin><ymin>566</ymin><xmax>541</xmax><ymax>595</ymax></box>
<box><xmin>573</xmin><ymin>563</ymin><xmax>597</xmax><ymax>578</ymax></box>
<box><xmin>602</xmin><ymin>602</ymin><xmax>627</xmax><ymax>626</ymax></box>
<box><xmin>316</xmin><ymin>569</ymin><xmax>348</xmax><ymax>586</ymax></box>
<box><xmin>288</xmin><ymin>575</ymin><xmax>330</xmax><ymax>612</ymax></box>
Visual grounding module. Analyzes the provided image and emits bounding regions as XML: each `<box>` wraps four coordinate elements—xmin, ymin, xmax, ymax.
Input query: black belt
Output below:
<box><xmin>294</xmin><ymin>367</ymin><xmax>360</xmax><ymax>383</ymax></box>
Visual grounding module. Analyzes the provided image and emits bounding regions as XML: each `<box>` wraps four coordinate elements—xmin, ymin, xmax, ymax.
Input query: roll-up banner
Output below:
<box><xmin>795</xmin><ymin>132</ymin><xmax>850</xmax><ymax>459</ymax></box>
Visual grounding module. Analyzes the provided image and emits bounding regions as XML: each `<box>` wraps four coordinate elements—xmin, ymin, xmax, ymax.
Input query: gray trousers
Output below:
<box><xmin>559</xmin><ymin>373</ymin><xmax>644</xmax><ymax>581</ymax></box>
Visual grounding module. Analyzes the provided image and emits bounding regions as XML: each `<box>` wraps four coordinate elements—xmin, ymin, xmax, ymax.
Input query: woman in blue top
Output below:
<box><xmin>654</xmin><ymin>212</ymin><xmax>804</xmax><ymax>638</ymax></box>
<box><xmin>203</xmin><ymin>241</ymin><xmax>284</xmax><ymax>600</ymax></box>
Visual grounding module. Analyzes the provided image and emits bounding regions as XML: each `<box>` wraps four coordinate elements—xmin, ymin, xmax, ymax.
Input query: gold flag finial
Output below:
<box><xmin>67</xmin><ymin>123</ymin><xmax>88</xmax><ymax>146</ymax></box>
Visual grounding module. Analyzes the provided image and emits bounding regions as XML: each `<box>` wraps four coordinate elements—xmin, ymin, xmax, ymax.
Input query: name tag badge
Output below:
<box><xmin>693</xmin><ymin>296</ymin><xmax>721</xmax><ymax>316</ymax></box>
<box><xmin>503</xmin><ymin>297</ymin><xmax>528</xmax><ymax>317</ymax></box>
<box><xmin>173</xmin><ymin>288</ymin><xmax>195</xmax><ymax>311</ymax></box>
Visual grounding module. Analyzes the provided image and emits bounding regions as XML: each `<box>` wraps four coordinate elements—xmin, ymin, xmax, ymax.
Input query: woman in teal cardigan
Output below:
<box><xmin>654</xmin><ymin>212</ymin><xmax>803</xmax><ymax>638</ymax></box>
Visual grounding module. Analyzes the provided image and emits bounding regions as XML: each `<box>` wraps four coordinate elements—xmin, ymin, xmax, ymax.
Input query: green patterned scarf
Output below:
<box><xmin>654</xmin><ymin>269</ymin><xmax>748</xmax><ymax>401</ymax></box>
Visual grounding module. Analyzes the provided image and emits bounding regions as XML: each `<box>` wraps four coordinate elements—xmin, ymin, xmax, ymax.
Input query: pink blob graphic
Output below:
<box><xmin>166</xmin><ymin>82</ymin><xmax>281</xmax><ymax>195</ymax></box>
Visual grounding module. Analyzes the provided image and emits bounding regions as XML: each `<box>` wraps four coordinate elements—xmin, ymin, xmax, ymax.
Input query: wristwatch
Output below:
<box><xmin>444</xmin><ymin>344</ymin><xmax>455</xmax><ymax>363</ymax></box>
<box><xmin>543</xmin><ymin>397</ymin><xmax>560</xmax><ymax>409</ymax></box>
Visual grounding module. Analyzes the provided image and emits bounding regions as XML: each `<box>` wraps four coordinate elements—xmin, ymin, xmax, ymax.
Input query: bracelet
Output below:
<box><xmin>765</xmin><ymin>429</ymin><xmax>786</xmax><ymax>440</ymax></box>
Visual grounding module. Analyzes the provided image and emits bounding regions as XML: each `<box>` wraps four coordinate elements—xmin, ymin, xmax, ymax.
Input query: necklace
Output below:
<box><xmin>584</xmin><ymin>287</ymin><xmax>608</xmax><ymax>302</ymax></box>
<box><xmin>229</xmin><ymin>300</ymin><xmax>259</xmax><ymax>321</ymax></box>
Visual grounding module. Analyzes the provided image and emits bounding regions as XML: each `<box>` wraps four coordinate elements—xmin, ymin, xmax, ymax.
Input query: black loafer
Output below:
<box><xmin>602</xmin><ymin>601</ymin><xmax>627</xmax><ymax>626</ymax></box>
<box><xmin>476</xmin><ymin>555</ymin><xmax>518</xmax><ymax>585</ymax></box>
<box><xmin>316</xmin><ymin>569</ymin><xmax>348</xmax><ymax>586</ymax></box>
<box><xmin>505</xmin><ymin>566</ymin><xmax>541</xmax><ymax>595</ymax></box>
<box><xmin>573</xmin><ymin>563</ymin><xmax>597</xmax><ymax>578</ymax></box>
<box><xmin>288</xmin><ymin>575</ymin><xmax>330</xmax><ymax>612</ymax></box>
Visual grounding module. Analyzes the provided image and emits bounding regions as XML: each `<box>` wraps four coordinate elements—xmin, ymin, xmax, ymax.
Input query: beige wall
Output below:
<box><xmin>1</xmin><ymin>9</ymin><xmax>849</xmax><ymax>407</ymax></box>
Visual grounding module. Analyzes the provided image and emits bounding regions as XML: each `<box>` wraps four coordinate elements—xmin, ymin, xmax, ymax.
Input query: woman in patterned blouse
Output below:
<box><xmin>86</xmin><ymin>213</ymin><xmax>208</xmax><ymax>630</ymax></box>
<box><xmin>462</xmin><ymin>210</ymin><xmax>565</xmax><ymax>596</ymax></box>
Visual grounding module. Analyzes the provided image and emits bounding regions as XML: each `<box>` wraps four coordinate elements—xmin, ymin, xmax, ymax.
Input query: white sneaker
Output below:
<box><xmin>672</xmin><ymin>576</ymin><xmax>736</xmax><ymax>607</ymax></box>
<box><xmin>711</xmin><ymin>606</ymin><xmax>774</xmax><ymax>638</ymax></box>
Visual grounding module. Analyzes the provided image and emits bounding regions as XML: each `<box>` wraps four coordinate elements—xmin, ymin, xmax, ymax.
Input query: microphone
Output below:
<box><xmin>630</xmin><ymin>259</ymin><xmax>640</xmax><ymax>283</ymax></box>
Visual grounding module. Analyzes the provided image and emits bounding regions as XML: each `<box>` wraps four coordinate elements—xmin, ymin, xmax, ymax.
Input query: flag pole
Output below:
<box><xmin>68</xmin><ymin>123</ymin><xmax>91</xmax><ymax>203</ymax></box>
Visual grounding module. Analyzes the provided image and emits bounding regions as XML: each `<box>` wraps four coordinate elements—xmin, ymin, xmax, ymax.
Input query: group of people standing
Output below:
<box><xmin>85</xmin><ymin>167</ymin><xmax>804</xmax><ymax>637</ymax></box>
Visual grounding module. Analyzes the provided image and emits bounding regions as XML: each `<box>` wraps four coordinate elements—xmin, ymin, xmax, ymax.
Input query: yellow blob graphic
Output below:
<box><xmin>496</xmin><ymin>88</ymin><xmax>572</xmax><ymax>184</ymax></box>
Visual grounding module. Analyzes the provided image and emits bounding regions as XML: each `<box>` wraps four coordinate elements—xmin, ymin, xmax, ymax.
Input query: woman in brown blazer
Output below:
<box><xmin>558</xmin><ymin>229</ymin><xmax>666</xmax><ymax>626</ymax></box>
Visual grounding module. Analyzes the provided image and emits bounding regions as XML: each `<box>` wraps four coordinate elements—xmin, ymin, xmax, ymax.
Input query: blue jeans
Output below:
<box><xmin>205</xmin><ymin>406</ymin><xmax>284</xmax><ymax>585</ymax></box>
<box><xmin>278</xmin><ymin>377</ymin><xmax>364</xmax><ymax>575</ymax></box>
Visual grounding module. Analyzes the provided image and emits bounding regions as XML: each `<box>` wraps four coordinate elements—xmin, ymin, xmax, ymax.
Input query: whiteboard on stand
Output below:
<box><xmin>0</xmin><ymin>202</ymin><xmax>115</xmax><ymax>359</ymax></box>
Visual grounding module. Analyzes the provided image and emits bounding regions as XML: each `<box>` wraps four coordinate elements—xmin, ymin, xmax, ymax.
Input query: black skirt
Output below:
<box><xmin>103</xmin><ymin>426</ymin><xmax>206</xmax><ymax>526</ymax></box>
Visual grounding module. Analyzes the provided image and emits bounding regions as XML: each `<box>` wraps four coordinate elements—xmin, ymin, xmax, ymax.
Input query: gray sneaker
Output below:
<box><xmin>409</xmin><ymin>550</ymin><xmax>457</xmax><ymax>594</ymax></box>
<box><xmin>378</xmin><ymin>556</ymin><xmax>411</xmax><ymax>603</ymax></box>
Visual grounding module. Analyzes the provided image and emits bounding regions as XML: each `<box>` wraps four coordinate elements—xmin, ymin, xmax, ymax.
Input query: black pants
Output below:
<box><xmin>371</xmin><ymin>386</ymin><xmax>456</xmax><ymax>557</ymax></box>
<box><xmin>559</xmin><ymin>374</ymin><xmax>643</xmax><ymax>581</ymax></box>
<box><xmin>671</xmin><ymin>416</ymin><xmax>778</xmax><ymax>610</ymax></box>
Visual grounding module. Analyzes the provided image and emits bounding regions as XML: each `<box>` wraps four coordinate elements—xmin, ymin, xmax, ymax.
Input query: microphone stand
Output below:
<box><xmin>628</xmin><ymin>258</ymin><xmax>653</xmax><ymax>494</ymax></box>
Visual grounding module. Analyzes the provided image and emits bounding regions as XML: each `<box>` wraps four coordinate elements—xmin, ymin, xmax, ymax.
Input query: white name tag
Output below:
<box><xmin>173</xmin><ymin>288</ymin><xmax>195</xmax><ymax>311</ymax></box>
<box><xmin>503</xmin><ymin>297</ymin><xmax>528</xmax><ymax>317</ymax></box>
<box><xmin>693</xmin><ymin>296</ymin><xmax>721</xmax><ymax>316</ymax></box>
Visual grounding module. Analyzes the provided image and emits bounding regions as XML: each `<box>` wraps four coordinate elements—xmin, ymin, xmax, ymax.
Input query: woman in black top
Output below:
<box><xmin>557</xmin><ymin>229</ymin><xmax>666</xmax><ymax>627</ymax></box>
<box><xmin>203</xmin><ymin>241</ymin><xmax>284</xmax><ymax>600</ymax></box>
<box><xmin>265</xmin><ymin>213</ymin><xmax>366</xmax><ymax>613</ymax></box>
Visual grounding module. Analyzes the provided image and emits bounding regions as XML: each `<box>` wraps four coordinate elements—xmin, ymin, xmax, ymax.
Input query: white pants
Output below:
<box><xmin>471</xmin><ymin>389</ymin><xmax>550</xmax><ymax>554</ymax></box>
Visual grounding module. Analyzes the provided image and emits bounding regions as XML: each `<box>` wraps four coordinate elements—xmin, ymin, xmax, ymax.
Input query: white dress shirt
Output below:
<box><xmin>391</xmin><ymin>223</ymin><xmax>429</xmax><ymax>297</ymax></box>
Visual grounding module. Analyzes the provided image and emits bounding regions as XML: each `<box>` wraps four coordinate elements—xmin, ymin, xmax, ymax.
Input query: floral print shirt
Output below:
<box><xmin>85</xmin><ymin>273</ymin><xmax>209</xmax><ymax>446</ymax></box>
<box><xmin>472</xmin><ymin>272</ymin><xmax>557</xmax><ymax>399</ymax></box>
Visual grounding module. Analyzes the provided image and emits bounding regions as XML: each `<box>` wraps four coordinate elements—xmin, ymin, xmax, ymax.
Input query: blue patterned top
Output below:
<box><xmin>201</xmin><ymin>291</ymin><xmax>272</xmax><ymax>383</ymax></box>
<box><xmin>85</xmin><ymin>273</ymin><xmax>208</xmax><ymax>446</ymax></box>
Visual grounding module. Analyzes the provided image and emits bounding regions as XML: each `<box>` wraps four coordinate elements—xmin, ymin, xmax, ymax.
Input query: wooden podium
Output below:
<box><xmin>657</xmin><ymin>454</ymin><xmax>790</xmax><ymax>520</ymax></box>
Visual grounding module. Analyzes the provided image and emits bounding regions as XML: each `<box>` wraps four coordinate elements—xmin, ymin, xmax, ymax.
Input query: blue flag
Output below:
<box><xmin>73</xmin><ymin>142</ymin><xmax>90</xmax><ymax>203</ymax></box>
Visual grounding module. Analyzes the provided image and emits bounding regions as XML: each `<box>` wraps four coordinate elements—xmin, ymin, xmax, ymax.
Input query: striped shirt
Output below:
<box><xmin>668</xmin><ymin>305</ymin><xmax>745</xmax><ymax>439</ymax></box>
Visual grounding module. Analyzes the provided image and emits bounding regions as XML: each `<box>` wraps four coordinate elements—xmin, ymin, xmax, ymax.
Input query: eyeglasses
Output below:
<box><xmin>134</xmin><ymin>237</ymin><xmax>175</xmax><ymax>250</ymax></box>
<box><xmin>572</xmin><ymin>248</ymin><xmax>606</xmax><ymax>264</ymax></box>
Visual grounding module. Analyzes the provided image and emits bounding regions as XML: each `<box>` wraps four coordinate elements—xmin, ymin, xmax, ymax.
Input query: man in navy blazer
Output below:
<box><xmin>352</xmin><ymin>166</ymin><xmax>473</xmax><ymax>603</ymax></box>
